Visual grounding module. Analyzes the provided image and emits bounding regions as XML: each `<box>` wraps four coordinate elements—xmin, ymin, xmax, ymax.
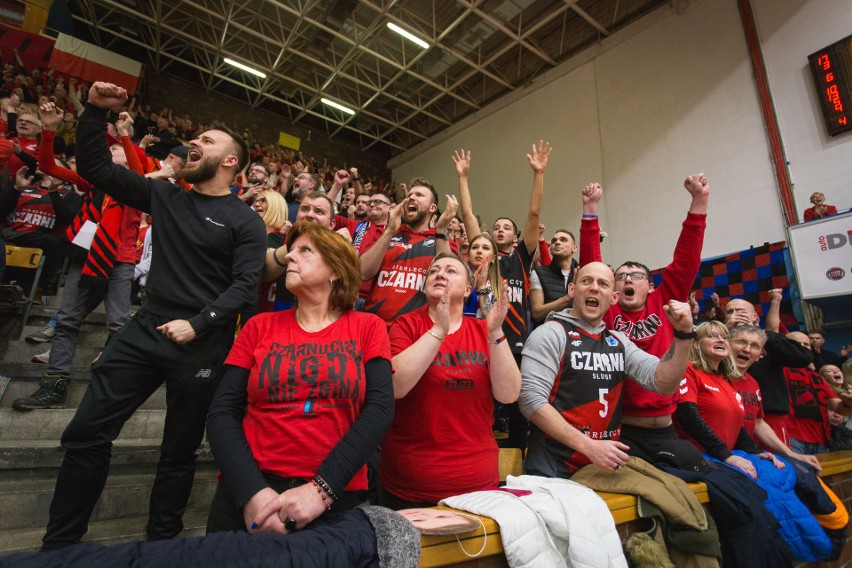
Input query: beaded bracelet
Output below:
<box><xmin>312</xmin><ymin>475</ymin><xmax>340</xmax><ymax>501</ymax></box>
<box><xmin>310</xmin><ymin>479</ymin><xmax>332</xmax><ymax>510</ymax></box>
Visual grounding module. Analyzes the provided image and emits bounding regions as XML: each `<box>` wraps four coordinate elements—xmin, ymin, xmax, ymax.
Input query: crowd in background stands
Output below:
<box><xmin>1</xmin><ymin>63</ymin><xmax>851</xmax><ymax>567</ymax></box>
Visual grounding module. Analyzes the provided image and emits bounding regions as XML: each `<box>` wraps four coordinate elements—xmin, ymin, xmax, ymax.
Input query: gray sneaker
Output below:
<box><xmin>11</xmin><ymin>374</ymin><xmax>68</xmax><ymax>410</ymax></box>
<box><xmin>25</xmin><ymin>325</ymin><xmax>56</xmax><ymax>344</ymax></box>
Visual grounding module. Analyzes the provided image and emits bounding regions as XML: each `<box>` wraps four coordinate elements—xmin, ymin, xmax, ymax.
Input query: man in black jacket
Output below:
<box><xmin>40</xmin><ymin>82</ymin><xmax>267</xmax><ymax>551</ymax></box>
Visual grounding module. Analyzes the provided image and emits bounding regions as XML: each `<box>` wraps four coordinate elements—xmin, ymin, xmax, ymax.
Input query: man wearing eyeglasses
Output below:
<box><xmin>287</xmin><ymin>171</ymin><xmax>319</xmax><ymax>223</ymax></box>
<box><xmin>580</xmin><ymin>174</ymin><xmax>710</xmax><ymax>465</ymax></box>
<box><xmin>237</xmin><ymin>164</ymin><xmax>269</xmax><ymax>204</ymax></box>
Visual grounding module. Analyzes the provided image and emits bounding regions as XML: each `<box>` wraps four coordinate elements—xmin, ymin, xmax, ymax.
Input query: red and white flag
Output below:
<box><xmin>49</xmin><ymin>34</ymin><xmax>142</xmax><ymax>93</ymax></box>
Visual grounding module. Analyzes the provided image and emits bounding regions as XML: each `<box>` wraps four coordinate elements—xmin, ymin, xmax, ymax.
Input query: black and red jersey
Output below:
<box><xmin>363</xmin><ymin>226</ymin><xmax>439</xmax><ymax>325</ymax></box>
<box><xmin>498</xmin><ymin>243</ymin><xmax>533</xmax><ymax>354</ymax></box>
<box><xmin>528</xmin><ymin>319</ymin><xmax>626</xmax><ymax>475</ymax></box>
<box><xmin>4</xmin><ymin>186</ymin><xmax>59</xmax><ymax>233</ymax></box>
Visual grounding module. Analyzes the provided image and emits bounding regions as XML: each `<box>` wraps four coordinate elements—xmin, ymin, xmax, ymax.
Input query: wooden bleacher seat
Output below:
<box><xmin>1</xmin><ymin>245</ymin><xmax>45</xmax><ymax>332</ymax></box>
<box><xmin>418</xmin><ymin>450</ymin><xmax>852</xmax><ymax>567</ymax></box>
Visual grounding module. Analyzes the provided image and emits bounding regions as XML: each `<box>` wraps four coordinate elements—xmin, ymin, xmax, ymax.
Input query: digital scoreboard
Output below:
<box><xmin>808</xmin><ymin>34</ymin><xmax>852</xmax><ymax>136</ymax></box>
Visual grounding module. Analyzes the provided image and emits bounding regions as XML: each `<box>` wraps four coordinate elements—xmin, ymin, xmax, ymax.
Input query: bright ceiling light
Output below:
<box><xmin>387</xmin><ymin>22</ymin><xmax>430</xmax><ymax>49</ymax></box>
<box><xmin>223</xmin><ymin>57</ymin><xmax>267</xmax><ymax>78</ymax></box>
<box><xmin>321</xmin><ymin>97</ymin><xmax>356</xmax><ymax>115</ymax></box>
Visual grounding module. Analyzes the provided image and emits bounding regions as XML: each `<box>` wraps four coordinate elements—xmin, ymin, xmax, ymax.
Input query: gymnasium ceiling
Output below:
<box><xmin>68</xmin><ymin>0</ymin><xmax>668</xmax><ymax>157</ymax></box>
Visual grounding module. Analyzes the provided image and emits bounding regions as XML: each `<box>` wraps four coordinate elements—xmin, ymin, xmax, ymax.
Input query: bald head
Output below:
<box><xmin>724</xmin><ymin>298</ymin><xmax>759</xmax><ymax>330</ymax></box>
<box><xmin>569</xmin><ymin>262</ymin><xmax>618</xmax><ymax>326</ymax></box>
<box><xmin>786</xmin><ymin>331</ymin><xmax>810</xmax><ymax>349</ymax></box>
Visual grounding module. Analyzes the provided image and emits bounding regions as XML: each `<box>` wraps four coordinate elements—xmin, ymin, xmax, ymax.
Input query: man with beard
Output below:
<box><xmin>38</xmin><ymin>82</ymin><xmax>266</xmax><ymax>551</ymax></box>
<box><xmin>360</xmin><ymin>179</ymin><xmax>455</xmax><ymax>325</ymax></box>
<box><xmin>352</xmin><ymin>192</ymin><xmax>371</xmax><ymax>222</ymax></box>
<box><xmin>237</xmin><ymin>163</ymin><xmax>269</xmax><ymax>204</ymax></box>
<box><xmin>287</xmin><ymin>171</ymin><xmax>319</xmax><ymax>222</ymax></box>
<box><xmin>519</xmin><ymin>261</ymin><xmax>694</xmax><ymax>477</ymax></box>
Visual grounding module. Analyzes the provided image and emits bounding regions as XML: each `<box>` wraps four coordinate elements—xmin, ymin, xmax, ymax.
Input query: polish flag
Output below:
<box><xmin>49</xmin><ymin>34</ymin><xmax>142</xmax><ymax>93</ymax></box>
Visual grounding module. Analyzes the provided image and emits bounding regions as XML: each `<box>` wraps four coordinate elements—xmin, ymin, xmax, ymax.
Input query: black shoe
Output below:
<box><xmin>12</xmin><ymin>374</ymin><xmax>68</xmax><ymax>410</ymax></box>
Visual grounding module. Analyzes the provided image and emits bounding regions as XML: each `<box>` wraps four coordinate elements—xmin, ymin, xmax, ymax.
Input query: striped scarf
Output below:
<box><xmin>65</xmin><ymin>189</ymin><xmax>124</xmax><ymax>292</ymax></box>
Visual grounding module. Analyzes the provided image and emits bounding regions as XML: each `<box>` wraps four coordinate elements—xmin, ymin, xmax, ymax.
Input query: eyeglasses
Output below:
<box><xmin>701</xmin><ymin>331</ymin><xmax>729</xmax><ymax>340</ymax></box>
<box><xmin>367</xmin><ymin>200</ymin><xmax>390</xmax><ymax>206</ymax></box>
<box><xmin>249</xmin><ymin>168</ymin><xmax>267</xmax><ymax>174</ymax></box>
<box><xmin>614</xmin><ymin>271</ymin><xmax>648</xmax><ymax>281</ymax></box>
<box><xmin>729</xmin><ymin>338</ymin><xmax>763</xmax><ymax>352</ymax></box>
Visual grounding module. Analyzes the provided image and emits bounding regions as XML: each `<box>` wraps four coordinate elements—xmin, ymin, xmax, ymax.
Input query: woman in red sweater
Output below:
<box><xmin>379</xmin><ymin>252</ymin><xmax>521</xmax><ymax>508</ymax></box>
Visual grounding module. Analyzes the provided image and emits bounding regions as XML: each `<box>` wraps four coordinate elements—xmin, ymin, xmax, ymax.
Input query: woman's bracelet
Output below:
<box><xmin>309</xmin><ymin>478</ymin><xmax>332</xmax><ymax>510</ymax></box>
<box><xmin>426</xmin><ymin>329</ymin><xmax>444</xmax><ymax>343</ymax></box>
<box><xmin>312</xmin><ymin>475</ymin><xmax>339</xmax><ymax>502</ymax></box>
<box><xmin>488</xmin><ymin>334</ymin><xmax>507</xmax><ymax>345</ymax></box>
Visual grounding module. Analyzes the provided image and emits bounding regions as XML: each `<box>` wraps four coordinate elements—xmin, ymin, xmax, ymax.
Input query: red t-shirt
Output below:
<box><xmin>380</xmin><ymin>306</ymin><xmax>498</xmax><ymax>503</ymax></box>
<box><xmin>224</xmin><ymin>309</ymin><xmax>391</xmax><ymax>491</ymax></box>
<box><xmin>784</xmin><ymin>367</ymin><xmax>836</xmax><ymax>444</ymax></box>
<box><xmin>591</xmin><ymin>213</ymin><xmax>706</xmax><ymax>418</ymax></box>
<box><xmin>734</xmin><ymin>373</ymin><xmax>764</xmax><ymax>437</ymax></box>
<box><xmin>675</xmin><ymin>363</ymin><xmax>745</xmax><ymax>452</ymax></box>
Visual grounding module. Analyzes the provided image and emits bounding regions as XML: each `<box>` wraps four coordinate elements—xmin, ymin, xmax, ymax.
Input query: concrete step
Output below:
<box><xmin>0</xmin><ymin>376</ymin><xmax>167</xmax><ymax>410</ymax></box>
<box><xmin>17</xmin><ymin>322</ymin><xmax>109</xmax><ymax>346</ymax></box>
<box><xmin>0</xmin><ymin>409</ymin><xmax>170</xmax><ymax>442</ymax></box>
<box><xmin>0</xmin><ymin>510</ymin><xmax>208</xmax><ymax>555</ymax></box>
<box><xmin>0</xmin><ymin>468</ymin><xmax>218</xmax><ymax>531</ymax></box>
<box><xmin>0</xmin><ymin>439</ymin><xmax>214</xmax><ymax>471</ymax></box>
<box><xmin>2</xmin><ymin>341</ymin><xmax>104</xmax><ymax>368</ymax></box>
<box><xmin>0</xmin><ymin>361</ymin><xmax>95</xmax><ymax>383</ymax></box>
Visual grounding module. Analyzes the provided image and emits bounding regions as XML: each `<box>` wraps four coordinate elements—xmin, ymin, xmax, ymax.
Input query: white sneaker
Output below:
<box><xmin>32</xmin><ymin>350</ymin><xmax>50</xmax><ymax>364</ymax></box>
<box><xmin>26</xmin><ymin>325</ymin><xmax>56</xmax><ymax>344</ymax></box>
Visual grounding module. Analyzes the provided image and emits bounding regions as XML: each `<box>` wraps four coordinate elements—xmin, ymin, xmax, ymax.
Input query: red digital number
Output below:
<box><xmin>826</xmin><ymin>72</ymin><xmax>834</xmax><ymax>82</ymax></box>
<box><xmin>840</xmin><ymin>117</ymin><xmax>848</xmax><ymax>125</ymax></box>
<box><xmin>818</xmin><ymin>54</ymin><xmax>831</xmax><ymax>70</ymax></box>
<box><xmin>827</xmin><ymin>85</ymin><xmax>844</xmax><ymax>111</ymax></box>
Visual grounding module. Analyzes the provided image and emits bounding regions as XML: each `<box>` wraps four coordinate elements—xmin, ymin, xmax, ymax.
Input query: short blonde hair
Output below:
<box><xmin>258</xmin><ymin>190</ymin><xmax>287</xmax><ymax>230</ymax></box>
<box><xmin>809</xmin><ymin>191</ymin><xmax>825</xmax><ymax>204</ymax></box>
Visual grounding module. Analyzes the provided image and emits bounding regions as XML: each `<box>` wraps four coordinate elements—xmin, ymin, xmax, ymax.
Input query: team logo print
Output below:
<box><xmin>825</xmin><ymin>267</ymin><xmax>845</xmax><ymax>281</ymax></box>
<box><xmin>605</xmin><ymin>336</ymin><xmax>619</xmax><ymax>347</ymax></box>
<box><xmin>567</xmin><ymin>331</ymin><xmax>581</xmax><ymax>340</ymax></box>
<box><xmin>571</xmin><ymin>340</ymin><xmax>582</xmax><ymax>347</ymax></box>
<box><xmin>424</xmin><ymin>239</ymin><xmax>435</xmax><ymax>246</ymax></box>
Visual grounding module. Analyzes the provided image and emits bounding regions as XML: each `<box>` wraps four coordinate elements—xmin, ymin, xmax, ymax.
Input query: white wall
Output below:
<box><xmin>752</xmin><ymin>0</ymin><xmax>852</xmax><ymax>219</ymax></box>
<box><xmin>391</xmin><ymin>0</ymin><xmax>852</xmax><ymax>270</ymax></box>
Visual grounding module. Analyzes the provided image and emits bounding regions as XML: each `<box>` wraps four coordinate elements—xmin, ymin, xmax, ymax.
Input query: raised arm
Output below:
<box><xmin>76</xmin><ymin>83</ymin><xmax>157</xmax><ymax>212</ymax></box>
<box><xmin>433</xmin><ymin>195</ymin><xmax>459</xmax><ymax>256</ymax></box>
<box><xmin>37</xmin><ymin>103</ymin><xmax>90</xmax><ymax>189</ymax></box>
<box><xmin>390</xmin><ymin>293</ymin><xmax>449</xmax><ymax>399</ymax></box>
<box><xmin>649</xmin><ymin>301</ymin><xmax>694</xmax><ymax>393</ymax></box>
<box><xmin>579</xmin><ymin>183</ymin><xmax>603</xmax><ymax>266</ymax></box>
<box><xmin>521</xmin><ymin>140</ymin><xmax>551</xmax><ymax>255</ymax></box>
<box><xmin>485</xmin><ymin>282</ymin><xmax>521</xmax><ymax>403</ymax></box>
<box><xmin>452</xmin><ymin>148</ymin><xmax>481</xmax><ymax>240</ymax></box>
<box><xmin>764</xmin><ymin>288</ymin><xmax>782</xmax><ymax>333</ymax></box>
<box><xmin>359</xmin><ymin>200</ymin><xmax>404</xmax><ymax>281</ymax></box>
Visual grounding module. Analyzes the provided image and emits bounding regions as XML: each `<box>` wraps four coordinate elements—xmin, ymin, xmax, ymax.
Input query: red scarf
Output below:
<box><xmin>65</xmin><ymin>189</ymin><xmax>124</xmax><ymax>291</ymax></box>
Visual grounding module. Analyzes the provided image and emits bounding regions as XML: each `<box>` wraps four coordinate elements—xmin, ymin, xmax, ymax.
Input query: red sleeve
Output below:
<box><xmin>389</xmin><ymin>312</ymin><xmax>420</xmax><ymax>357</ymax></box>
<box><xmin>677</xmin><ymin>364</ymin><xmax>700</xmax><ymax>405</ymax></box>
<box><xmin>538</xmin><ymin>239</ymin><xmax>551</xmax><ymax>266</ymax></box>
<box><xmin>579</xmin><ymin>216</ymin><xmax>601</xmax><ymax>266</ymax></box>
<box><xmin>224</xmin><ymin>313</ymin><xmax>262</xmax><ymax>369</ymax></box>
<box><xmin>362</xmin><ymin>313</ymin><xmax>392</xmax><ymax>363</ymax></box>
<box><xmin>656</xmin><ymin>212</ymin><xmax>706</xmax><ymax>302</ymax></box>
<box><xmin>803</xmin><ymin>208</ymin><xmax>815</xmax><ymax>221</ymax></box>
<box><xmin>121</xmin><ymin>135</ymin><xmax>145</xmax><ymax>175</ymax></box>
<box><xmin>37</xmin><ymin>130</ymin><xmax>91</xmax><ymax>191</ymax></box>
<box><xmin>827</xmin><ymin>205</ymin><xmax>838</xmax><ymax>216</ymax></box>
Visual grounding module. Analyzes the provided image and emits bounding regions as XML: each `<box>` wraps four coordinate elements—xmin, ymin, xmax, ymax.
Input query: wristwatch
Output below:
<box><xmin>673</xmin><ymin>327</ymin><xmax>697</xmax><ymax>340</ymax></box>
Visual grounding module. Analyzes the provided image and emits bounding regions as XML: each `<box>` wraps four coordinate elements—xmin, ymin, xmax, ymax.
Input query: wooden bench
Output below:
<box><xmin>418</xmin><ymin>450</ymin><xmax>852</xmax><ymax>568</ymax></box>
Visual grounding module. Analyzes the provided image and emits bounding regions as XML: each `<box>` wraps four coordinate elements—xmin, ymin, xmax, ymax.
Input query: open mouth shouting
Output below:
<box><xmin>185</xmin><ymin>148</ymin><xmax>202</xmax><ymax>168</ymax></box>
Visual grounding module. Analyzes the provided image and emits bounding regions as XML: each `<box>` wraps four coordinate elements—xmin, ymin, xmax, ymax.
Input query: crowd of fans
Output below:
<box><xmin>1</xmin><ymin>62</ymin><xmax>851</xmax><ymax>567</ymax></box>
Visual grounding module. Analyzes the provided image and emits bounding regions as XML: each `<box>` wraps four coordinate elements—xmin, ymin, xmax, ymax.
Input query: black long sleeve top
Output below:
<box><xmin>76</xmin><ymin>104</ymin><xmax>267</xmax><ymax>334</ymax></box>
<box><xmin>749</xmin><ymin>330</ymin><xmax>813</xmax><ymax>415</ymax></box>
<box><xmin>207</xmin><ymin>359</ymin><xmax>394</xmax><ymax>509</ymax></box>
